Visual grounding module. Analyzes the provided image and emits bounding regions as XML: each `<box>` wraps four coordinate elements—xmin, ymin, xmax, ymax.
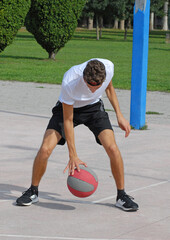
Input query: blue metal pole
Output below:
<box><xmin>130</xmin><ymin>0</ymin><xmax>150</xmax><ymax>129</ymax></box>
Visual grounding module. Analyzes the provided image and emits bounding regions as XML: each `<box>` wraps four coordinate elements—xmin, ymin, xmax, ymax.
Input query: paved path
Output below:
<box><xmin>0</xmin><ymin>80</ymin><xmax>170</xmax><ymax>240</ymax></box>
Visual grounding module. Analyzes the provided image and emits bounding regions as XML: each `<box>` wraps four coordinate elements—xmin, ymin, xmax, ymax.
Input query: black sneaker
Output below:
<box><xmin>16</xmin><ymin>187</ymin><xmax>39</xmax><ymax>206</ymax></box>
<box><xmin>115</xmin><ymin>193</ymin><xmax>139</xmax><ymax>211</ymax></box>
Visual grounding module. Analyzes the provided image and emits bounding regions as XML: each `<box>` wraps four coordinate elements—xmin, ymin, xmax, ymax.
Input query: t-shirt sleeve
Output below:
<box><xmin>59</xmin><ymin>83</ymin><xmax>74</xmax><ymax>105</ymax></box>
<box><xmin>59</xmin><ymin>68</ymin><xmax>75</xmax><ymax>105</ymax></box>
<box><xmin>107</xmin><ymin>61</ymin><xmax>114</xmax><ymax>80</ymax></box>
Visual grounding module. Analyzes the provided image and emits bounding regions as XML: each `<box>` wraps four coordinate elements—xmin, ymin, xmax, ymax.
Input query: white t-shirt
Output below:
<box><xmin>59</xmin><ymin>58</ymin><xmax>114</xmax><ymax>108</ymax></box>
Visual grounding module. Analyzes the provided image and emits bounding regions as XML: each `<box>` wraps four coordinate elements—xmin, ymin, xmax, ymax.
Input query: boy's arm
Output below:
<box><xmin>62</xmin><ymin>103</ymin><xmax>87</xmax><ymax>175</ymax></box>
<box><xmin>105</xmin><ymin>81</ymin><xmax>131</xmax><ymax>137</ymax></box>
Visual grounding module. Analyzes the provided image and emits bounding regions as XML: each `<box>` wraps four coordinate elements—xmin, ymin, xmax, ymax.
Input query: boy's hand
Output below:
<box><xmin>117</xmin><ymin>113</ymin><xmax>131</xmax><ymax>137</ymax></box>
<box><xmin>63</xmin><ymin>156</ymin><xmax>87</xmax><ymax>175</ymax></box>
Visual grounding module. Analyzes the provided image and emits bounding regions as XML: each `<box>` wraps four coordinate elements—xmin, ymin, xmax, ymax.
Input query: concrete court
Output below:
<box><xmin>0</xmin><ymin>80</ymin><xmax>170</xmax><ymax>240</ymax></box>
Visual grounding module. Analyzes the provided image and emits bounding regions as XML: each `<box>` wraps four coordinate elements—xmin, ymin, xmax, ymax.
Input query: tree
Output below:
<box><xmin>106</xmin><ymin>0</ymin><xmax>134</xmax><ymax>40</ymax></box>
<box><xmin>25</xmin><ymin>0</ymin><xmax>86</xmax><ymax>60</ymax></box>
<box><xmin>162</xmin><ymin>1</ymin><xmax>169</xmax><ymax>30</ymax></box>
<box><xmin>150</xmin><ymin>0</ymin><xmax>166</xmax><ymax>16</ymax></box>
<box><xmin>123</xmin><ymin>0</ymin><xmax>134</xmax><ymax>39</ymax></box>
<box><xmin>83</xmin><ymin>0</ymin><xmax>109</xmax><ymax>40</ymax></box>
<box><xmin>81</xmin><ymin>5</ymin><xmax>94</xmax><ymax>29</ymax></box>
<box><xmin>150</xmin><ymin>0</ymin><xmax>167</xmax><ymax>30</ymax></box>
<box><xmin>0</xmin><ymin>0</ymin><xmax>31</xmax><ymax>53</ymax></box>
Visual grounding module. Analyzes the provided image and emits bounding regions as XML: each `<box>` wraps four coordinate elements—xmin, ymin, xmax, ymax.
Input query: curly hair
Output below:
<box><xmin>83</xmin><ymin>60</ymin><xmax>106</xmax><ymax>86</ymax></box>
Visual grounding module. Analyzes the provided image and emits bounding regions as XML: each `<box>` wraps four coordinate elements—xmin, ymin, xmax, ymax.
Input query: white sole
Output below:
<box><xmin>17</xmin><ymin>196</ymin><xmax>39</xmax><ymax>206</ymax></box>
<box><xmin>115</xmin><ymin>202</ymin><xmax>138</xmax><ymax>211</ymax></box>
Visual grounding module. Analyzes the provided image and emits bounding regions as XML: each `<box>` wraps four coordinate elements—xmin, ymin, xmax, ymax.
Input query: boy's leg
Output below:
<box><xmin>32</xmin><ymin>129</ymin><xmax>62</xmax><ymax>186</ymax></box>
<box><xmin>98</xmin><ymin>129</ymin><xmax>124</xmax><ymax>190</ymax></box>
<box><xmin>16</xmin><ymin>129</ymin><xmax>61</xmax><ymax>206</ymax></box>
<box><xmin>98</xmin><ymin>129</ymin><xmax>138</xmax><ymax>211</ymax></box>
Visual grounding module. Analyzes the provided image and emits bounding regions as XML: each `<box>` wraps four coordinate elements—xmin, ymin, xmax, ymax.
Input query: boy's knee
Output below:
<box><xmin>39</xmin><ymin>145</ymin><xmax>53</xmax><ymax>158</ymax></box>
<box><xmin>106</xmin><ymin>143</ymin><xmax>119</xmax><ymax>156</ymax></box>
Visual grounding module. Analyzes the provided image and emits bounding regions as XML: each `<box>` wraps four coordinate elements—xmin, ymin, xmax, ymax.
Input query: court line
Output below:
<box><xmin>0</xmin><ymin>180</ymin><xmax>169</xmax><ymax>205</ymax></box>
<box><xmin>0</xmin><ymin>234</ymin><xmax>134</xmax><ymax>240</ymax></box>
<box><xmin>0</xmin><ymin>200</ymin><xmax>10</xmax><ymax>204</ymax></box>
<box><xmin>93</xmin><ymin>180</ymin><xmax>169</xmax><ymax>203</ymax></box>
<box><xmin>0</xmin><ymin>110</ymin><xmax>49</xmax><ymax>119</ymax></box>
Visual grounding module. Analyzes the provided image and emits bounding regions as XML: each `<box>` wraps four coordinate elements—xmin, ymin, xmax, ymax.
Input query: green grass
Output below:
<box><xmin>131</xmin><ymin>124</ymin><xmax>148</xmax><ymax>130</ymax></box>
<box><xmin>146</xmin><ymin>111</ymin><xmax>163</xmax><ymax>115</ymax></box>
<box><xmin>0</xmin><ymin>28</ymin><xmax>170</xmax><ymax>92</ymax></box>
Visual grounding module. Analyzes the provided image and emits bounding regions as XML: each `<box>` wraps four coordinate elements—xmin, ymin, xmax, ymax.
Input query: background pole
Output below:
<box><xmin>130</xmin><ymin>0</ymin><xmax>150</xmax><ymax>129</ymax></box>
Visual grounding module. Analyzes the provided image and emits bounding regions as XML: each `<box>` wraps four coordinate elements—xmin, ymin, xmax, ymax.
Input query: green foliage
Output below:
<box><xmin>106</xmin><ymin>0</ymin><xmax>135</xmax><ymax>21</ymax></box>
<box><xmin>85</xmin><ymin>0</ymin><xmax>109</xmax><ymax>15</ymax></box>
<box><xmin>25</xmin><ymin>0</ymin><xmax>86</xmax><ymax>59</ymax></box>
<box><xmin>0</xmin><ymin>0</ymin><xmax>31</xmax><ymax>53</ymax></box>
<box><xmin>83</xmin><ymin>0</ymin><xmax>109</xmax><ymax>40</ymax></box>
<box><xmin>150</xmin><ymin>0</ymin><xmax>166</xmax><ymax>17</ymax></box>
<box><xmin>82</xmin><ymin>0</ymin><xmax>109</xmax><ymax>22</ymax></box>
<box><xmin>82</xmin><ymin>0</ymin><xmax>166</xmax><ymax>25</ymax></box>
<box><xmin>82</xmin><ymin>0</ymin><xmax>135</xmax><ymax>40</ymax></box>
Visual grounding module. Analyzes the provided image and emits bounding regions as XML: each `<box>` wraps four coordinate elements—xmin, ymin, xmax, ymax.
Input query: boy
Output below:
<box><xmin>16</xmin><ymin>59</ymin><xmax>138</xmax><ymax>211</ymax></box>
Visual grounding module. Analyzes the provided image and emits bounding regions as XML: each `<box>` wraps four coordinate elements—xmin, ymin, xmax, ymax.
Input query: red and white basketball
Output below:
<box><xmin>67</xmin><ymin>165</ymin><xmax>98</xmax><ymax>198</ymax></box>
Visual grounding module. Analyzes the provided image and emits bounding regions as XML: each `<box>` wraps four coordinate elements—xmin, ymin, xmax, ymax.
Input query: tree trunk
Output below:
<box><xmin>99</xmin><ymin>16</ymin><xmax>103</xmax><ymax>39</ymax></box>
<box><xmin>150</xmin><ymin>12</ymin><xmax>154</xmax><ymax>31</ymax></box>
<box><xmin>124</xmin><ymin>19</ymin><xmax>129</xmax><ymax>40</ymax></box>
<box><xmin>163</xmin><ymin>1</ymin><xmax>169</xmax><ymax>31</ymax></box>
<box><xmin>166</xmin><ymin>33</ymin><xmax>170</xmax><ymax>43</ymax></box>
<box><xmin>48</xmin><ymin>51</ymin><xmax>56</xmax><ymax>60</ymax></box>
<box><xmin>113</xmin><ymin>19</ymin><xmax>118</xmax><ymax>29</ymax></box>
<box><xmin>124</xmin><ymin>28</ymin><xmax>127</xmax><ymax>40</ymax></box>
<box><xmin>128</xmin><ymin>18</ymin><xmax>131</xmax><ymax>29</ymax></box>
<box><xmin>120</xmin><ymin>20</ymin><xmax>125</xmax><ymax>30</ymax></box>
<box><xmin>88</xmin><ymin>17</ymin><xmax>93</xmax><ymax>30</ymax></box>
<box><xmin>96</xmin><ymin>15</ymin><xmax>99</xmax><ymax>40</ymax></box>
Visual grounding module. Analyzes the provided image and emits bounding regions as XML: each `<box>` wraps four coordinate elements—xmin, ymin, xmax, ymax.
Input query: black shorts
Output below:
<box><xmin>47</xmin><ymin>99</ymin><xmax>113</xmax><ymax>145</ymax></box>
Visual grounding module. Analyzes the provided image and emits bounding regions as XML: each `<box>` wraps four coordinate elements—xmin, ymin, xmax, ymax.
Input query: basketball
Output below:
<box><xmin>67</xmin><ymin>165</ymin><xmax>98</xmax><ymax>198</ymax></box>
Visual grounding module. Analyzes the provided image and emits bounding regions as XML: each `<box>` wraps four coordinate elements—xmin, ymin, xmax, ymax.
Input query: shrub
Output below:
<box><xmin>25</xmin><ymin>0</ymin><xmax>86</xmax><ymax>60</ymax></box>
<box><xmin>0</xmin><ymin>0</ymin><xmax>31</xmax><ymax>53</ymax></box>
